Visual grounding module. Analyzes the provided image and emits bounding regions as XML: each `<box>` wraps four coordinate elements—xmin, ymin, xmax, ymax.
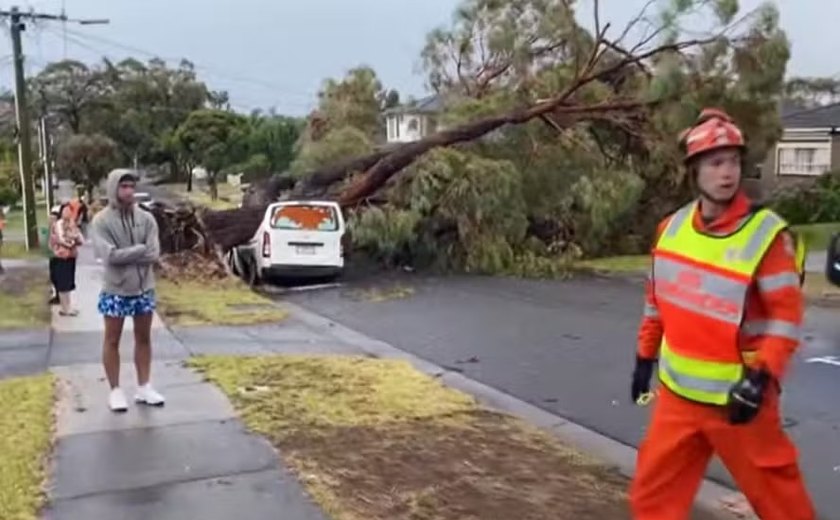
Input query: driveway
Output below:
<box><xmin>282</xmin><ymin>272</ymin><xmax>840</xmax><ymax>519</ymax></box>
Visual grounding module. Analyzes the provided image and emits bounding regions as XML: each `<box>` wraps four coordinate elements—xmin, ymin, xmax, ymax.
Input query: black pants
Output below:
<box><xmin>52</xmin><ymin>257</ymin><xmax>77</xmax><ymax>292</ymax></box>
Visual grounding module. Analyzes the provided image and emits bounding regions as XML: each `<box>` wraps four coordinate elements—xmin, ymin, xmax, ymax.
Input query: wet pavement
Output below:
<box><xmin>283</xmin><ymin>271</ymin><xmax>840</xmax><ymax>520</ymax></box>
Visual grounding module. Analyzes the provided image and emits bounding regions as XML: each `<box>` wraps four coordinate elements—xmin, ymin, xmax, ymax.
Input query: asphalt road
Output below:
<box><xmin>281</xmin><ymin>272</ymin><xmax>840</xmax><ymax>519</ymax></box>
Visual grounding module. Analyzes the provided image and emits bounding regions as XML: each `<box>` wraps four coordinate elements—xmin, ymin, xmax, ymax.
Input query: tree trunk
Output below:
<box><xmin>186</xmin><ymin>165</ymin><xmax>193</xmax><ymax>193</ymax></box>
<box><xmin>208</xmin><ymin>172</ymin><xmax>218</xmax><ymax>200</ymax></box>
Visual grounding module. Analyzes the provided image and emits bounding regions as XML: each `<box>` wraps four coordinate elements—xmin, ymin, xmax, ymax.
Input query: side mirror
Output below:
<box><xmin>826</xmin><ymin>233</ymin><xmax>840</xmax><ymax>287</ymax></box>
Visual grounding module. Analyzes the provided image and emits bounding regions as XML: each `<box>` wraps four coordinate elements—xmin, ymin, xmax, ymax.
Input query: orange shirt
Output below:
<box><xmin>637</xmin><ymin>191</ymin><xmax>803</xmax><ymax>381</ymax></box>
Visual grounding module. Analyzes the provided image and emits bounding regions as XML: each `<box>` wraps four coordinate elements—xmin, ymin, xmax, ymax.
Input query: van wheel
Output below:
<box><xmin>246</xmin><ymin>260</ymin><xmax>262</xmax><ymax>288</ymax></box>
<box><xmin>226</xmin><ymin>250</ymin><xmax>241</xmax><ymax>276</ymax></box>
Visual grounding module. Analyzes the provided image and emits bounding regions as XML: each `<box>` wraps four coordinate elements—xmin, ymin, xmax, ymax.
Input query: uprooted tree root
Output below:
<box><xmin>155</xmin><ymin>250</ymin><xmax>229</xmax><ymax>283</ymax></box>
<box><xmin>148</xmin><ymin>203</ymin><xmax>231</xmax><ymax>282</ymax></box>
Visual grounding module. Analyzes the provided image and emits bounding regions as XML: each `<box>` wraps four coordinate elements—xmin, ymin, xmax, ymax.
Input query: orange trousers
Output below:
<box><xmin>629</xmin><ymin>386</ymin><xmax>815</xmax><ymax>520</ymax></box>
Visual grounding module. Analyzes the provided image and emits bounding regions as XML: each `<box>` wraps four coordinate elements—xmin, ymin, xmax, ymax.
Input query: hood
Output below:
<box><xmin>105</xmin><ymin>169</ymin><xmax>139</xmax><ymax>209</ymax></box>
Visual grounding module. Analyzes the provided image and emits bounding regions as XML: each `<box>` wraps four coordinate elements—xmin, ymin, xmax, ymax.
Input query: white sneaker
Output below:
<box><xmin>135</xmin><ymin>384</ymin><xmax>165</xmax><ymax>407</ymax></box>
<box><xmin>108</xmin><ymin>388</ymin><xmax>128</xmax><ymax>413</ymax></box>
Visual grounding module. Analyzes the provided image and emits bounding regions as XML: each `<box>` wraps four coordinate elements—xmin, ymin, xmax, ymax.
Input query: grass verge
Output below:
<box><xmin>0</xmin><ymin>373</ymin><xmax>55</xmax><ymax>520</ymax></box>
<box><xmin>575</xmin><ymin>255</ymin><xmax>648</xmax><ymax>275</ymax></box>
<box><xmin>0</xmin><ymin>267</ymin><xmax>50</xmax><ymax>330</ymax></box>
<box><xmin>155</xmin><ymin>277</ymin><xmax>288</xmax><ymax>326</ymax></box>
<box><xmin>792</xmin><ymin>222</ymin><xmax>840</xmax><ymax>251</ymax></box>
<box><xmin>165</xmin><ymin>182</ymin><xmax>241</xmax><ymax>210</ymax></box>
<box><xmin>2</xmin><ymin>242</ymin><xmax>46</xmax><ymax>260</ymax></box>
<box><xmin>190</xmin><ymin>354</ymin><xmax>636</xmax><ymax>519</ymax></box>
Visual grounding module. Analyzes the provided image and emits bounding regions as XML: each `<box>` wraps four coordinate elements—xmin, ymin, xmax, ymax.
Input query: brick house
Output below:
<box><xmin>753</xmin><ymin>102</ymin><xmax>840</xmax><ymax>199</ymax></box>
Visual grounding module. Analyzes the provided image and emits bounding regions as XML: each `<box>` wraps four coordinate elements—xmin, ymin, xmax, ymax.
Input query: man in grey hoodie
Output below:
<box><xmin>92</xmin><ymin>170</ymin><xmax>165</xmax><ymax>412</ymax></box>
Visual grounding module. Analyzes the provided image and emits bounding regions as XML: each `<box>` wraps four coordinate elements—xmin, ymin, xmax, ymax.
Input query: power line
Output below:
<box><xmin>60</xmin><ymin>27</ymin><xmax>315</xmax><ymax>101</ymax></box>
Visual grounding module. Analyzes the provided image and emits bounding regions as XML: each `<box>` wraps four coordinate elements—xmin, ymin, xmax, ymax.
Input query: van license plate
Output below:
<box><xmin>296</xmin><ymin>245</ymin><xmax>317</xmax><ymax>255</ymax></box>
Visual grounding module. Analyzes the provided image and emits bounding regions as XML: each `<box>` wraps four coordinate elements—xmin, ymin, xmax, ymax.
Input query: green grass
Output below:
<box><xmin>189</xmin><ymin>355</ymin><xmax>633</xmax><ymax>520</ymax></box>
<box><xmin>791</xmin><ymin>222</ymin><xmax>840</xmax><ymax>251</ymax></box>
<box><xmin>0</xmin><ymin>373</ymin><xmax>55</xmax><ymax>520</ymax></box>
<box><xmin>575</xmin><ymin>254</ymin><xmax>649</xmax><ymax>274</ymax></box>
<box><xmin>0</xmin><ymin>267</ymin><xmax>50</xmax><ymax>330</ymax></box>
<box><xmin>1</xmin><ymin>242</ymin><xmax>46</xmax><ymax>260</ymax></box>
<box><xmin>164</xmin><ymin>182</ymin><xmax>241</xmax><ymax>210</ymax></box>
<box><xmin>155</xmin><ymin>277</ymin><xmax>288</xmax><ymax>326</ymax></box>
<box><xmin>4</xmin><ymin>204</ymin><xmax>47</xmax><ymax>235</ymax></box>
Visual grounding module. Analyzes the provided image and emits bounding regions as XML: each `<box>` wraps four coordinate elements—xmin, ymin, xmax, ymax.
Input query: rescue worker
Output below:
<box><xmin>628</xmin><ymin>108</ymin><xmax>815</xmax><ymax>520</ymax></box>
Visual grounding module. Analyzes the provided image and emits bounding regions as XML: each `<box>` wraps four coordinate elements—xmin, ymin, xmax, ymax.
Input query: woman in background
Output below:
<box><xmin>48</xmin><ymin>205</ymin><xmax>61</xmax><ymax>304</ymax></box>
<box><xmin>52</xmin><ymin>203</ymin><xmax>84</xmax><ymax>316</ymax></box>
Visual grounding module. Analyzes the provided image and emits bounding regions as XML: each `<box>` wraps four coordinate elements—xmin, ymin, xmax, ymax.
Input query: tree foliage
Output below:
<box><xmin>56</xmin><ymin>133</ymin><xmax>119</xmax><ymax>198</ymax></box>
<box><xmin>313</xmin><ymin>66</ymin><xmax>399</xmax><ymax>140</ymax></box>
<box><xmin>173</xmin><ymin>109</ymin><xmax>250</xmax><ymax>198</ymax></box>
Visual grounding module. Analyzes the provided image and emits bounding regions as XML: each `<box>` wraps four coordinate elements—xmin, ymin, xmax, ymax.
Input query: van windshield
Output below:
<box><xmin>270</xmin><ymin>204</ymin><xmax>339</xmax><ymax>231</ymax></box>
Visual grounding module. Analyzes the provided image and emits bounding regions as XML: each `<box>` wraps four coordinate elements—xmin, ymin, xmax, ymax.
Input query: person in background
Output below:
<box><xmin>77</xmin><ymin>196</ymin><xmax>90</xmax><ymax>238</ymax></box>
<box><xmin>48</xmin><ymin>205</ymin><xmax>61</xmax><ymax>305</ymax></box>
<box><xmin>52</xmin><ymin>203</ymin><xmax>84</xmax><ymax>316</ymax></box>
<box><xmin>92</xmin><ymin>170</ymin><xmax>164</xmax><ymax>412</ymax></box>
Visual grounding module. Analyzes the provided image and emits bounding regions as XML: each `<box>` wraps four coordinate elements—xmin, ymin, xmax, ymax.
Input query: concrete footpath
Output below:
<box><xmin>41</xmin><ymin>246</ymin><xmax>330</xmax><ymax>520</ymax></box>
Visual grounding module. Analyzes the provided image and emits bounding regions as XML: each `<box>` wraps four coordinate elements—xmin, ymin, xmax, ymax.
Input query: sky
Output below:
<box><xmin>0</xmin><ymin>0</ymin><xmax>834</xmax><ymax>116</ymax></box>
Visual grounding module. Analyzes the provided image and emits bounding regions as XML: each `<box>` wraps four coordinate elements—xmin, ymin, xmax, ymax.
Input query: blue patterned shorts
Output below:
<box><xmin>98</xmin><ymin>290</ymin><xmax>157</xmax><ymax>318</ymax></box>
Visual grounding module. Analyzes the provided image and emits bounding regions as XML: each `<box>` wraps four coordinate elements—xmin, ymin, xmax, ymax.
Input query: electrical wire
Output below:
<box><xmin>60</xmin><ymin>26</ymin><xmax>314</xmax><ymax>100</ymax></box>
<box><xmin>38</xmin><ymin>25</ymin><xmax>316</xmax><ymax>114</ymax></box>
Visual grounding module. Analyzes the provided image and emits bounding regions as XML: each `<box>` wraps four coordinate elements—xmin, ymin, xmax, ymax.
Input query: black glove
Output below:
<box><xmin>631</xmin><ymin>356</ymin><xmax>656</xmax><ymax>404</ymax></box>
<box><xmin>727</xmin><ymin>368</ymin><xmax>770</xmax><ymax>425</ymax></box>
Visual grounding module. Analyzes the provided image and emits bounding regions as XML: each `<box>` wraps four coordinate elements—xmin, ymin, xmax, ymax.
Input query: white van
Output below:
<box><xmin>229</xmin><ymin>200</ymin><xmax>346</xmax><ymax>285</ymax></box>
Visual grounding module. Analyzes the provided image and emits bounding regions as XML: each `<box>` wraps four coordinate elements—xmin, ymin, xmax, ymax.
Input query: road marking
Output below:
<box><xmin>805</xmin><ymin>356</ymin><xmax>840</xmax><ymax>367</ymax></box>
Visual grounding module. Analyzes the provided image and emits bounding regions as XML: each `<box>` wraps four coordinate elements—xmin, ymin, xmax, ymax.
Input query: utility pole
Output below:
<box><xmin>0</xmin><ymin>6</ymin><xmax>108</xmax><ymax>250</ymax></box>
<box><xmin>9</xmin><ymin>7</ymin><xmax>38</xmax><ymax>249</ymax></box>
<box><xmin>38</xmin><ymin>117</ymin><xmax>54</xmax><ymax>216</ymax></box>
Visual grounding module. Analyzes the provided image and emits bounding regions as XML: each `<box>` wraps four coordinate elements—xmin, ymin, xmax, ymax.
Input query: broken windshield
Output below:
<box><xmin>270</xmin><ymin>204</ymin><xmax>339</xmax><ymax>231</ymax></box>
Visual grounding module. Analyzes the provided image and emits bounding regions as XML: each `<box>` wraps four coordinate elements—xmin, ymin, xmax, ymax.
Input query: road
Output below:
<box><xmin>281</xmin><ymin>271</ymin><xmax>840</xmax><ymax>519</ymax></box>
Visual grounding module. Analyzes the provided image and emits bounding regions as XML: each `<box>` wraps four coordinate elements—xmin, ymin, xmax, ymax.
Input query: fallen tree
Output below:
<box><xmin>156</xmin><ymin>0</ymin><xmax>777</xmax><ymax>259</ymax></box>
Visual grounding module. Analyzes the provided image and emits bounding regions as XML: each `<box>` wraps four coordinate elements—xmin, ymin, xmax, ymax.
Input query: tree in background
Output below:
<box><xmin>173</xmin><ymin>109</ymin><xmax>249</xmax><ymax>200</ymax></box>
<box><xmin>31</xmin><ymin>60</ymin><xmax>104</xmax><ymax>134</ymax></box>
<box><xmin>234</xmin><ymin>111</ymin><xmax>303</xmax><ymax>180</ymax></box>
<box><xmin>33</xmin><ymin>57</ymin><xmax>222</xmax><ymax>180</ymax></box>
<box><xmin>314</xmin><ymin>65</ymin><xmax>399</xmax><ymax>140</ymax></box>
<box><xmin>784</xmin><ymin>77</ymin><xmax>840</xmax><ymax>109</ymax></box>
<box><xmin>56</xmin><ymin>133</ymin><xmax>119</xmax><ymax>200</ymax></box>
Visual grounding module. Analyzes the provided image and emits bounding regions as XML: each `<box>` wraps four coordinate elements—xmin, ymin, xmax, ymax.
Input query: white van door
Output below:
<box><xmin>265</xmin><ymin>201</ymin><xmax>345</xmax><ymax>267</ymax></box>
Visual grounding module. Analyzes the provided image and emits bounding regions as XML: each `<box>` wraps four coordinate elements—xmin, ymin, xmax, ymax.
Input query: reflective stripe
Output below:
<box><xmin>740</xmin><ymin>212</ymin><xmax>784</xmax><ymax>261</ymax></box>
<box><xmin>643</xmin><ymin>302</ymin><xmax>659</xmax><ymax>318</ymax></box>
<box><xmin>660</xmin><ymin>354</ymin><xmax>735</xmax><ymax>396</ymax></box>
<box><xmin>741</xmin><ymin>319</ymin><xmax>801</xmax><ymax>341</ymax></box>
<box><xmin>664</xmin><ymin>205</ymin><xmax>692</xmax><ymax>238</ymax></box>
<box><xmin>653</xmin><ymin>256</ymin><xmax>747</xmax><ymax>324</ymax></box>
<box><xmin>757</xmin><ymin>272</ymin><xmax>800</xmax><ymax>293</ymax></box>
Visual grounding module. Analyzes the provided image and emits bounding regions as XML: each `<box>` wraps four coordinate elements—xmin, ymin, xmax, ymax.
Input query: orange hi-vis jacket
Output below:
<box><xmin>638</xmin><ymin>191</ymin><xmax>804</xmax><ymax>391</ymax></box>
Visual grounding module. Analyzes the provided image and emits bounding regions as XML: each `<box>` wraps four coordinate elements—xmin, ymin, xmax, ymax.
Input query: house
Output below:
<box><xmin>384</xmin><ymin>95</ymin><xmax>443</xmax><ymax>143</ymax></box>
<box><xmin>756</xmin><ymin>102</ymin><xmax>840</xmax><ymax>197</ymax></box>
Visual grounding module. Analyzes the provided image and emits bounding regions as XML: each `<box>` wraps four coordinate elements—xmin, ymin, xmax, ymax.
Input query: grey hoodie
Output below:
<box><xmin>91</xmin><ymin>170</ymin><xmax>160</xmax><ymax>296</ymax></box>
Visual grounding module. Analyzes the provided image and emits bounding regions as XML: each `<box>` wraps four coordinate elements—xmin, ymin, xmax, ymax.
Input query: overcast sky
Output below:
<box><xmin>0</xmin><ymin>0</ymin><xmax>833</xmax><ymax>116</ymax></box>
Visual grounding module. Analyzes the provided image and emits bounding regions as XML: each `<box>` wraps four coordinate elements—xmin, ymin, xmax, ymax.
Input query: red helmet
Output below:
<box><xmin>679</xmin><ymin>108</ymin><xmax>745</xmax><ymax>162</ymax></box>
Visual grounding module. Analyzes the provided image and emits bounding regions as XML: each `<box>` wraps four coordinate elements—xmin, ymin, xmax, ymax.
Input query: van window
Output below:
<box><xmin>270</xmin><ymin>204</ymin><xmax>339</xmax><ymax>231</ymax></box>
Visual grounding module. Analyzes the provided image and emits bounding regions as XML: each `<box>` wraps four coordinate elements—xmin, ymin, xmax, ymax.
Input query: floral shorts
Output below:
<box><xmin>98</xmin><ymin>290</ymin><xmax>157</xmax><ymax>318</ymax></box>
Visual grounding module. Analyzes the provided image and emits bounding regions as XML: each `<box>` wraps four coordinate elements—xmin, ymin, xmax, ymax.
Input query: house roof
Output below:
<box><xmin>385</xmin><ymin>94</ymin><xmax>443</xmax><ymax>115</ymax></box>
<box><xmin>782</xmin><ymin>102</ymin><xmax>840</xmax><ymax>129</ymax></box>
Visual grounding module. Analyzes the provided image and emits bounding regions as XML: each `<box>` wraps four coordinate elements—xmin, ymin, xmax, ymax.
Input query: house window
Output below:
<box><xmin>777</xmin><ymin>144</ymin><xmax>831</xmax><ymax>176</ymax></box>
